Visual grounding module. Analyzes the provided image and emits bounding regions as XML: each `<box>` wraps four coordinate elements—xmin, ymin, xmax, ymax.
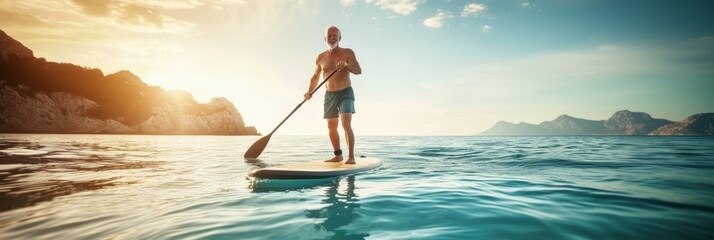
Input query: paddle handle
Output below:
<box><xmin>268</xmin><ymin>68</ymin><xmax>339</xmax><ymax>136</ymax></box>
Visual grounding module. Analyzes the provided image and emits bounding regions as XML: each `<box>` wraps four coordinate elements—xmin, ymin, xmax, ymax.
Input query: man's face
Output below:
<box><xmin>325</xmin><ymin>28</ymin><xmax>340</xmax><ymax>49</ymax></box>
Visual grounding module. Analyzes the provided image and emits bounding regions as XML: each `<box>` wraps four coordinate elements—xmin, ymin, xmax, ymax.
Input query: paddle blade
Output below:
<box><xmin>244</xmin><ymin>134</ymin><xmax>272</xmax><ymax>159</ymax></box>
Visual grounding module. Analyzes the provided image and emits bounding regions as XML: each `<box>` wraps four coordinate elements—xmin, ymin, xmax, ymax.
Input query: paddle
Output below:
<box><xmin>244</xmin><ymin>68</ymin><xmax>340</xmax><ymax>159</ymax></box>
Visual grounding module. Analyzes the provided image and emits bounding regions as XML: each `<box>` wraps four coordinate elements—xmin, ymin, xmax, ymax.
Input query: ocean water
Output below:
<box><xmin>0</xmin><ymin>134</ymin><xmax>713</xmax><ymax>239</ymax></box>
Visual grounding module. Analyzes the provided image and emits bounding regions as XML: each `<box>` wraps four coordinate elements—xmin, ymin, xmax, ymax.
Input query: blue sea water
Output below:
<box><xmin>0</xmin><ymin>134</ymin><xmax>713</xmax><ymax>239</ymax></box>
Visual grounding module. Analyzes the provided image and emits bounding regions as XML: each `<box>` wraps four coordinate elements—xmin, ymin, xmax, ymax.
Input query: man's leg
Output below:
<box><xmin>340</xmin><ymin>113</ymin><xmax>355</xmax><ymax>164</ymax></box>
<box><xmin>325</xmin><ymin>117</ymin><xmax>343</xmax><ymax>162</ymax></box>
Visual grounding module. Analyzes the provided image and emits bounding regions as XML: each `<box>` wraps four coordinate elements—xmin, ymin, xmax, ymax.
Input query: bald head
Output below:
<box><xmin>324</xmin><ymin>25</ymin><xmax>341</xmax><ymax>38</ymax></box>
<box><xmin>324</xmin><ymin>25</ymin><xmax>341</xmax><ymax>50</ymax></box>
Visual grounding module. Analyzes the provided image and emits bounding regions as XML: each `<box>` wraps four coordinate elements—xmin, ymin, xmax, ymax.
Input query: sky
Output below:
<box><xmin>1</xmin><ymin>0</ymin><xmax>713</xmax><ymax>136</ymax></box>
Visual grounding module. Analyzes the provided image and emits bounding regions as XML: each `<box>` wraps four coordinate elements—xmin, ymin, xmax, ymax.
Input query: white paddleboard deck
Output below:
<box><xmin>249</xmin><ymin>156</ymin><xmax>382</xmax><ymax>179</ymax></box>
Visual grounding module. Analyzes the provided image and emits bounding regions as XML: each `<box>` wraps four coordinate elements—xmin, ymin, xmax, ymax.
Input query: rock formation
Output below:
<box><xmin>0</xmin><ymin>83</ymin><xmax>133</xmax><ymax>133</ymax></box>
<box><xmin>0</xmin><ymin>29</ymin><xmax>259</xmax><ymax>135</ymax></box>
<box><xmin>650</xmin><ymin>113</ymin><xmax>714</xmax><ymax>135</ymax></box>
<box><xmin>481</xmin><ymin>110</ymin><xmax>712</xmax><ymax>136</ymax></box>
<box><xmin>603</xmin><ymin>110</ymin><xmax>672</xmax><ymax>135</ymax></box>
<box><xmin>480</xmin><ymin>121</ymin><xmax>546</xmax><ymax>136</ymax></box>
<box><xmin>0</xmin><ymin>29</ymin><xmax>33</xmax><ymax>60</ymax></box>
<box><xmin>540</xmin><ymin>114</ymin><xmax>605</xmax><ymax>135</ymax></box>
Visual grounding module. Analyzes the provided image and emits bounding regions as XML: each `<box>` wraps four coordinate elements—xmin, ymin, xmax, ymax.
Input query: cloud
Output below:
<box><xmin>482</xmin><ymin>24</ymin><xmax>492</xmax><ymax>33</ymax></box>
<box><xmin>521</xmin><ymin>2</ymin><xmax>534</xmax><ymax>8</ymax></box>
<box><xmin>118</xmin><ymin>4</ymin><xmax>164</xmax><ymax>27</ymax></box>
<box><xmin>341</xmin><ymin>0</ymin><xmax>356</xmax><ymax>7</ymax></box>
<box><xmin>668</xmin><ymin>36</ymin><xmax>714</xmax><ymax>74</ymax></box>
<box><xmin>224</xmin><ymin>1</ymin><xmax>319</xmax><ymax>40</ymax></box>
<box><xmin>70</xmin><ymin>0</ymin><xmax>218</xmax><ymax>18</ymax></box>
<box><xmin>125</xmin><ymin>0</ymin><xmax>221</xmax><ymax>9</ymax></box>
<box><xmin>68</xmin><ymin>0</ymin><xmax>197</xmax><ymax>34</ymax></box>
<box><xmin>71</xmin><ymin>0</ymin><xmax>113</xmax><ymax>17</ymax></box>
<box><xmin>369</xmin><ymin>0</ymin><xmax>423</xmax><ymax>15</ymax></box>
<box><xmin>461</xmin><ymin>3</ymin><xmax>486</xmax><ymax>17</ymax></box>
<box><xmin>435</xmin><ymin>45</ymin><xmax>681</xmax><ymax>105</ymax></box>
<box><xmin>0</xmin><ymin>9</ymin><xmax>50</xmax><ymax>27</ymax></box>
<box><xmin>66</xmin><ymin>0</ymin><xmax>251</xmax><ymax>33</ymax></box>
<box><xmin>423</xmin><ymin>10</ymin><xmax>453</xmax><ymax>28</ymax></box>
<box><xmin>673</xmin><ymin>36</ymin><xmax>714</xmax><ymax>57</ymax></box>
<box><xmin>413</xmin><ymin>45</ymin><xmax>695</xmax><ymax>131</ymax></box>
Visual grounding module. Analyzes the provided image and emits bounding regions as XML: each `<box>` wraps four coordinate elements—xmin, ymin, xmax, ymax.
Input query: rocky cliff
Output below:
<box><xmin>603</xmin><ymin>110</ymin><xmax>672</xmax><ymax>135</ymax></box>
<box><xmin>649</xmin><ymin>113</ymin><xmax>714</xmax><ymax>135</ymax></box>
<box><xmin>540</xmin><ymin>114</ymin><xmax>605</xmax><ymax>135</ymax></box>
<box><xmin>481</xmin><ymin>110</ymin><xmax>712</xmax><ymax>136</ymax></box>
<box><xmin>480</xmin><ymin>121</ymin><xmax>546</xmax><ymax>135</ymax></box>
<box><xmin>0</xmin><ymin>30</ymin><xmax>33</xmax><ymax>60</ymax></box>
<box><xmin>0</xmin><ymin>29</ymin><xmax>258</xmax><ymax>135</ymax></box>
<box><xmin>0</xmin><ymin>83</ymin><xmax>133</xmax><ymax>133</ymax></box>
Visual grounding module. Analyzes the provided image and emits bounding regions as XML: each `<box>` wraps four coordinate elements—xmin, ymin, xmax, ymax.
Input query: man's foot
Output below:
<box><xmin>345</xmin><ymin>157</ymin><xmax>356</xmax><ymax>164</ymax></box>
<box><xmin>325</xmin><ymin>155</ymin><xmax>343</xmax><ymax>162</ymax></box>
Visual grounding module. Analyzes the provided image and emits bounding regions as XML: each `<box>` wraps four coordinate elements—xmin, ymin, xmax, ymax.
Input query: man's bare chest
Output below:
<box><xmin>320</xmin><ymin>53</ymin><xmax>348</xmax><ymax>68</ymax></box>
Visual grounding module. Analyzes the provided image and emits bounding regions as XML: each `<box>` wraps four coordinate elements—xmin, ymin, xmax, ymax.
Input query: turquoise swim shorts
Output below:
<box><xmin>324</xmin><ymin>87</ymin><xmax>356</xmax><ymax>119</ymax></box>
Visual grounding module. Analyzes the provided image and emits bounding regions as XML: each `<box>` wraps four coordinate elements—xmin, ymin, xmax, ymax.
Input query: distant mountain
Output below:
<box><xmin>540</xmin><ymin>114</ymin><xmax>605</xmax><ymax>135</ymax></box>
<box><xmin>480</xmin><ymin>121</ymin><xmax>547</xmax><ymax>135</ymax></box>
<box><xmin>480</xmin><ymin>110</ymin><xmax>713</xmax><ymax>136</ymax></box>
<box><xmin>650</xmin><ymin>113</ymin><xmax>714</xmax><ymax>135</ymax></box>
<box><xmin>481</xmin><ymin>114</ymin><xmax>605</xmax><ymax>135</ymax></box>
<box><xmin>603</xmin><ymin>110</ymin><xmax>672</xmax><ymax>135</ymax></box>
<box><xmin>0</xmin><ymin>29</ymin><xmax>258</xmax><ymax>135</ymax></box>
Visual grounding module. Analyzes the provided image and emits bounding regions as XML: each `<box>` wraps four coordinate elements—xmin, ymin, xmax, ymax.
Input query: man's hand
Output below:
<box><xmin>336</xmin><ymin>61</ymin><xmax>348</xmax><ymax>69</ymax></box>
<box><xmin>304</xmin><ymin>92</ymin><xmax>312</xmax><ymax>100</ymax></box>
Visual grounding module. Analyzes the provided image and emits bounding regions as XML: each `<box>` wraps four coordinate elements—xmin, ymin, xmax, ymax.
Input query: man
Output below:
<box><xmin>304</xmin><ymin>25</ymin><xmax>362</xmax><ymax>164</ymax></box>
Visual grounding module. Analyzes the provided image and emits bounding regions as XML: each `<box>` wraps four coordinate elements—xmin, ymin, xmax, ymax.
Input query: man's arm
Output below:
<box><xmin>304</xmin><ymin>58</ymin><xmax>321</xmax><ymax>100</ymax></box>
<box><xmin>345</xmin><ymin>49</ymin><xmax>361</xmax><ymax>75</ymax></box>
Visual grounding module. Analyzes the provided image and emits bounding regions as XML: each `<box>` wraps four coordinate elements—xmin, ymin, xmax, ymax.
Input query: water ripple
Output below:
<box><xmin>0</xmin><ymin>135</ymin><xmax>713</xmax><ymax>239</ymax></box>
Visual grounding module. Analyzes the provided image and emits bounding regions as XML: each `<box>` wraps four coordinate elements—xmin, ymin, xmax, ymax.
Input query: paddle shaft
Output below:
<box><xmin>267</xmin><ymin>68</ymin><xmax>339</xmax><ymax>136</ymax></box>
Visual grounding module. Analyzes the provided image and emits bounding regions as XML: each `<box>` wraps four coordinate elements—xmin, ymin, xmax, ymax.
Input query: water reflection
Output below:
<box><xmin>248</xmin><ymin>177</ymin><xmax>339</xmax><ymax>192</ymax></box>
<box><xmin>0</xmin><ymin>139</ymin><xmax>161</xmax><ymax>212</ymax></box>
<box><xmin>307</xmin><ymin>176</ymin><xmax>368</xmax><ymax>240</ymax></box>
<box><xmin>248</xmin><ymin>175</ymin><xmax>368</xmax><ymax>239</ymax></box>
<box><xmin>243</xmin><ymin>157</ymin><xmax>268</xmax><ymax>170</ymax></box>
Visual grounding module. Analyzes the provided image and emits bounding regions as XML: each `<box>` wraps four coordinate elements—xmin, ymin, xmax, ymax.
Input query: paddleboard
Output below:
<box><xmin>248</xmin><ymin>156</ymin><xmax>382</xmax><ymax>179</ymax></box>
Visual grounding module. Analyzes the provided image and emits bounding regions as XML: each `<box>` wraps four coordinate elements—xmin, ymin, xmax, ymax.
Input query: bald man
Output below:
<box><xmin>304</xmin><ymin>25</ymin><xmax>362</xmax><ymax>164</ymax></box>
